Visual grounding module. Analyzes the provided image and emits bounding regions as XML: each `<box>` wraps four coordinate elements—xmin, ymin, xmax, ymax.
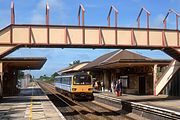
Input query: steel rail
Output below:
<box><xmin>78</xmin><ymin>101</ymin><xmax>135</xmax><ymax>120</ymax></box>
<box><xmin>38</xmin><ymin>82</ymin><xmax>134</xmax><ymax>120</ymax></box>
<box><xmin>37</xmin><ymin>81</ymin><xmax>91</xmax><ymax>120</ymax></box>
<box><xmin>78</xmin><ymin>101</ymin><xmax>113</xmax><ymax>120</ymax></box>
<box><xmin>95</xmin><ymin>93</ymin><xmax>180</xmax><ymax>120</ymax></box>
<box><xmin>88</xmin><ymin>101</ymin><xmax>135</xmax><ymax>120</ymax></box>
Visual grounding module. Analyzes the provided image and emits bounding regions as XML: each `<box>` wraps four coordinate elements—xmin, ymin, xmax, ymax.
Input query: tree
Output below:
<box><xmin>69</xmin><ymin>60</ymin><xmax>80</xmax><ymax>66</ymax></box>
<box><xmin>51</xmin><ymin>72</ymin><xmax>59</xmax><ymax>78</ymax></box>
<box><xmin>18</xmin><ymin>70</ymin><xmax>24</xmax><ymax>79</ymax></box>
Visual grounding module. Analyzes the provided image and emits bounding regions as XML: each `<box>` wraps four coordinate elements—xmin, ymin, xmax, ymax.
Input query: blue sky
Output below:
<box><xmin>0</xmin><ymin>0</ymin><xmax>179</xmax><ymax>77</ymax></box>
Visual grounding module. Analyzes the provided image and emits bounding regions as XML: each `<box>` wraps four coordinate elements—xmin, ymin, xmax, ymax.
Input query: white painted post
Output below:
<box><xmin>0</xmin><ymin>62</ymin><xmax>3</xmax><ymax>98</ymax></box>
<box><xmin>153</xmin><ymin>64</ymin><xmax>157</xmax><ymax>96</ymax></box>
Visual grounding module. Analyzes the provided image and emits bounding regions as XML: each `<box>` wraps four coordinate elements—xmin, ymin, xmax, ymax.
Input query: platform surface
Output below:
<box><xmin>94</xmin><ymin>92</ymin><xmax>180</xmax><ymax>113</ymax></box>
<box><xmin>0</xmin><ymin>84</ymin><xmax>65</xmax><ymax>120</ymax></box>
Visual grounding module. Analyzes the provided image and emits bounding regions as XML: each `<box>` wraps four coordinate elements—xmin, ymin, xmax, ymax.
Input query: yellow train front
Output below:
<box><xmin>54</xmin><ymin>73</ymin><xmax>94</xmax><ymax>100</ymax></box>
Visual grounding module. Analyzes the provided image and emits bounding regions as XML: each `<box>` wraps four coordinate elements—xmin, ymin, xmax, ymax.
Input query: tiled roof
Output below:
<box><xmin>81</xmin><ymin>50</ymin><xmax>120</xmax><ymax>70</ymax></box>
<box><xmin>58</xmin><ymin>62</ymin><xmax>90</xmax><ymax>74</ymax></box>
<box><xmin>81</xmin><ymin>50</ymin><xmax>169</xmax><ymax>70</ymax></box>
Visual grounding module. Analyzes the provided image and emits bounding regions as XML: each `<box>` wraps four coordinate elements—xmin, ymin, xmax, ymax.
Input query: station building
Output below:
<box><xmin>57</xmin><ymin>50</ymin><xmax>180</xmax><ymax>96</ymax></box>
<box><xmin>81</xmin><ymin>50</ymin><xmax>173</xmax><ymax>95</ymax></box>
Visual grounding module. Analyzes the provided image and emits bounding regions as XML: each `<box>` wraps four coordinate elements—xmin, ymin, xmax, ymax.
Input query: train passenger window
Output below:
<box><xmin>67</xmin><ymin>77</ymin><xmax>71</xmax><ymax>85</ymax></box>
<box><xmin>73</xmin><ymin>75</ymin><xmax>91</xmax><ymax>85</ymax></box>
<box><xmin>55</xmin><ymin>78</ymin><xmax>59</xmax><ymax>83</ymax></box>
<box><xmin>60</xmin><ymin>78</ymin><xmax>62</xmax><ymax>83</ymax></box>
<box><xmin>62</xmin><ymin>78</ymin><xmax>65</xmax><ymax>84</ymax></box>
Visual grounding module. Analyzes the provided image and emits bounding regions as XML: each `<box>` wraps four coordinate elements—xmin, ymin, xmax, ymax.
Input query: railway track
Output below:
<box><xmin>37</xmin><ymin>81</ymin><xmax>135</xmax><ymax>120</ymax></box>
<box><xmin>38</xmin><ymin>81</ymin><xmax>89</xmax><ymax>120</ymax></box>
<box><xmin>78</xmin><ymin>101</ymin><xmax>135</xmax><ymax>120</ymax></box>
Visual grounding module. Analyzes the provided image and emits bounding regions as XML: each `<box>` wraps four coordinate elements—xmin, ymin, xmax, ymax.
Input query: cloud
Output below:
<box><xmin>169</xmin><ymin>0</ymin><xmax>177</xmax><ymax>2</ymax></box>
<box><xmin>30</xmin><ymin>0</ymin><xmax>65</xmax><ymax>24</ymax></box>
<box><xmin>0</xmin><ymin>10</ymin><xmax>10</xmax><ymax>28</ymax></box>
<box><xmin>152</xmin><ymin>14</ymin><xmax>164</xmax><ymax>28</ymax></box>
<box><xmin>31</xmin><ymin>13</ymin><xmax>44</xmax><ymax>24</ymax></box>
<box><xmin>86</xmin><ymin>4</ymin><xmax>100</xmax><ymax>8</ymax></box>
<box><xmin>131</xmin><ymin>0</ymin><xmax>141</xmax><ymax>3</ymax></box>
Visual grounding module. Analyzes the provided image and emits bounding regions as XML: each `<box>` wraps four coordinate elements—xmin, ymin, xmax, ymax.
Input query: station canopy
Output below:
<box><xmin>58</xmin><ymin>62</ymin><xmax>90</xmax><ymax>74</ymax></box>
<box><xmin>81</xmin><ymin>50</ymin><xmax>171</xmax><ymax>70</ymax></box>
<box><xmin>1</xmin><ymin>57</ymin><xmax>47</xmax><ymax>70</ymax></box>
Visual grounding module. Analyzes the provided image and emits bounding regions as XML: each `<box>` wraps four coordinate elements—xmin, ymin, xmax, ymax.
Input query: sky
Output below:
<box><xmin>0</xmin><ymin>0</ymin><xmax>179</xmax><ymax>77</ymax></box>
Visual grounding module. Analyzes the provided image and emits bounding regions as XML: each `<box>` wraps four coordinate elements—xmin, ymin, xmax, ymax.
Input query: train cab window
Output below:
<box><xmin>73</xmin><ymin>75</ymin><xmax>91</xmax><ymax>85</ymax></box>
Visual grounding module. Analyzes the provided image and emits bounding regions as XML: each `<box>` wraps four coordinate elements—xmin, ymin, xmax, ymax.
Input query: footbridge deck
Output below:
<box><xmin>0</xmin><ymin>24</ymin><xmax>180</xmax><ymax>57</ymax></box>
<box><xmin>0</xmin><ymin>24</ymin><xmax>180</xmax><ymax>48</ymax></box>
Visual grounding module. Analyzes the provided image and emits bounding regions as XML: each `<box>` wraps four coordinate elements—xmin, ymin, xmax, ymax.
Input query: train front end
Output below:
<box><xmin>71</xmin><ymin>74</ymin><xmax>94</xmax><ymax>100</ymax></box>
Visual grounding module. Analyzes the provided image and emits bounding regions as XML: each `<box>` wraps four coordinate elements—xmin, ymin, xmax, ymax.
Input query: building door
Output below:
<box><xmin>139</xmin><ymin>76</ymin><xmax>145</xmax><ymax>95</ymax></box>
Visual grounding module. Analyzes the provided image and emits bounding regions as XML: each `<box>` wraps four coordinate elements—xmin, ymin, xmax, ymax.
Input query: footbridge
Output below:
<box><xmin>0</xmin><ymin>1</ymin><xmax>180</xmax><ymax>97</ymax></box>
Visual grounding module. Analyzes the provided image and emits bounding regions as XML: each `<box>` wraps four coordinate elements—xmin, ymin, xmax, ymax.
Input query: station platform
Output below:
<box><xmin>94</xmin><ymin>91</ymin><xmax>180</xmax><ymax>119</ymax></box>
<box><xmin>0</xmin><ymin>84</ymin><xmax>65</xmax><ymax>120</ymax></box>
<box><xmin>95</xmin><ymin>92</ymin><xmax>180</xmax><ymax>112</ymax></box>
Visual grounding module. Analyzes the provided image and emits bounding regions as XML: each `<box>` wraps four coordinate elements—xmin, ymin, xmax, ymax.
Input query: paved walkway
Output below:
<box><xmin>0</xmin><ymin>84</ymin><xmax>65</xmax><ymax>120</ymax></box>
<box><xmin>94</xmin><ymin>91</ymin><xmax>180</xmax><ymax>113</ymax></box>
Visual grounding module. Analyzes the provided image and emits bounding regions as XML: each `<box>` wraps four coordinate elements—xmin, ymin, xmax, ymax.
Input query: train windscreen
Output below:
<box><xmin>73</xmin><ymin>75</ymin><xmax>91</xmax><ymax>85</ymax></box>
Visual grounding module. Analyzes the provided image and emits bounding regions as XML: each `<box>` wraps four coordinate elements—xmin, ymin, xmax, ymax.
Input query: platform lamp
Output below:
<box><xmin>11</xmin><ymin>0</ymin><xmax>15</xmax><ymax>24</ymax></box>
<box><xmin>136</xmin><ymin>7</ymin><xmax>150</xmax><ymax>29</ymax></box>
<box><xmin>163</xmin><ymin>9</ymin><xmax>180</xmax><ymax>46</ymax></box>
<box><xmin>136</xmin><ymin>7</ymin><xmax>150</xmax><ymax>46</ymax></box>
<box><xmin>78</xmin><ymin>4</ymin><xmax>85</xmax><ymax>26</ymax></box>
<box><xmin>107</xmin><ymin>5</ymin><xmax>118</xmax><ymax>27</ymax></box>
<box><xmin>163</xmin><ymin>9</ymin><xmax>180</xmax><ymax>30</ymax></box>
<box><xmin>107</xmin><ymin>5</ymin><xmax>118</xmax><ymax>45</ymax></box>
<box><xmin>46</xmin><ymin>3</ymin><xmax>49</xmax><ymax>25</ymax></box>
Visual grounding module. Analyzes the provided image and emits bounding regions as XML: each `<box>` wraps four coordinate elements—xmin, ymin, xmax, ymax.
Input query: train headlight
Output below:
<box><xmin>72</xmin><ymin>88</ymin><xmax>77</xmax><ymax>91</ymax></box>
<box><xmin>88</xmin><ymin>88</ymin><xmax>93</xmax><ymax>91</ymax></box>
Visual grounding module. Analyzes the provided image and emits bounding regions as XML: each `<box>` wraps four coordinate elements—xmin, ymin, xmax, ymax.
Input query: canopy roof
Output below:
<box><xmin>58</xmin><ymin>62</ymin><xmax>89</xmax><ymax>74</ymax></box>
<box><xmin>81</xmin><ymin>50</ymin><xmax>171</xmax><ymax>70</ymax></box>
<box><xmin>1</xmin><ymin>57</ymin><xmax>47</xmax><ymax>70</ymax></box>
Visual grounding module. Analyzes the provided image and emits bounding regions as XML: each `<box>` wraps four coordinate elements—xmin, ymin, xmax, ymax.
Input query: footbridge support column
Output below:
<box><xmin>0</xmin><ymin>62</ymin><xmax>3</xmax><ymax>98</ymax></box>
<box><xmin>153</xmin><ymin>64</ymin><xmax>157</xmax><ymax>96</ymax></box>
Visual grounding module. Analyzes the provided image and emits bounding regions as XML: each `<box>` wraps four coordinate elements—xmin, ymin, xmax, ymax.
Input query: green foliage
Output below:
<box><xmin>51</xmin><ymin>72</ymin><xmax>59</xmax><ymax>78</ymax></box>
<box><xmin>38</xmin><ymin>72</ymin><xmax>59</xmax><ymax>84</ymax></box>
<box><xmin>18</xmin><ymin>70</ymin><xmax>24</xmax><ymax>79</ymax></box>
<box><xmin>69</xmin><ymin>60</ymin><xmax>80</xmax><ymax>66</ymax></box>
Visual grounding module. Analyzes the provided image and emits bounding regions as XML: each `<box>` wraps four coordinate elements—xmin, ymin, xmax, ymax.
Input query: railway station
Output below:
<box><xmin>0</xmin><ymin>1</ymin><xmax>180</xmax><ymax>120</ymax></box>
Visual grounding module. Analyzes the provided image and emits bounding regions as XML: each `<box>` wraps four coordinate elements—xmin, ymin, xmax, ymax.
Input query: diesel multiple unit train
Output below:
<box><xmin>54</xmin><ymin>72</ymin><xmax>94</xmax><ymax>100</ymax></box>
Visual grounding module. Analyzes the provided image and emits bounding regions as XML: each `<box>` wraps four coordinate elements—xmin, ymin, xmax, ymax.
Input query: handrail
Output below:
<box><xmin>46</xmin><ymin>3</ymin><xmax>49</xmax><ymax>25</ymax></box>
<box><xmin>163</xmin><ymin>9</ymin><xmax>180</xmax><ymax>29</ymax></box>
<box><xmin>136</xmin><ymin>7</ymin><xmax>150</xmax><ymax>28</ymax></box>
<box><xmin>11</xmin><ymin>0</ymin><xmax>15</xmax><ymax>24</ymax></box>
<box><xmin>78</xmin><ymin>4</ymin><xmax>85</xmax><ymax>26</ymax></box>
<box><xmin>107</xmin><ymin>5</ymin><xmax>118</xmax><ymax>27</ymax></box>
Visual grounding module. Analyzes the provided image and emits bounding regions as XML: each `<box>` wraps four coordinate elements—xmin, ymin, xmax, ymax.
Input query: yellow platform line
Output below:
<box><xmin>29</xmin><ymin>96</ymin><xmax>33</xmax><ymax>120</ymax></box>
<box><xmin>29</xmin><ymin>84</ymin><xmax>35</xmax><ymax>120</ymax></box>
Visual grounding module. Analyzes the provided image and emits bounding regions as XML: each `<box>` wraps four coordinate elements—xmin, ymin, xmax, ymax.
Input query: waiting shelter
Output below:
<box><xmin>0</xmin><ymin>57</ymin><xmax>46</xmax><ymax>97</ymax></box>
